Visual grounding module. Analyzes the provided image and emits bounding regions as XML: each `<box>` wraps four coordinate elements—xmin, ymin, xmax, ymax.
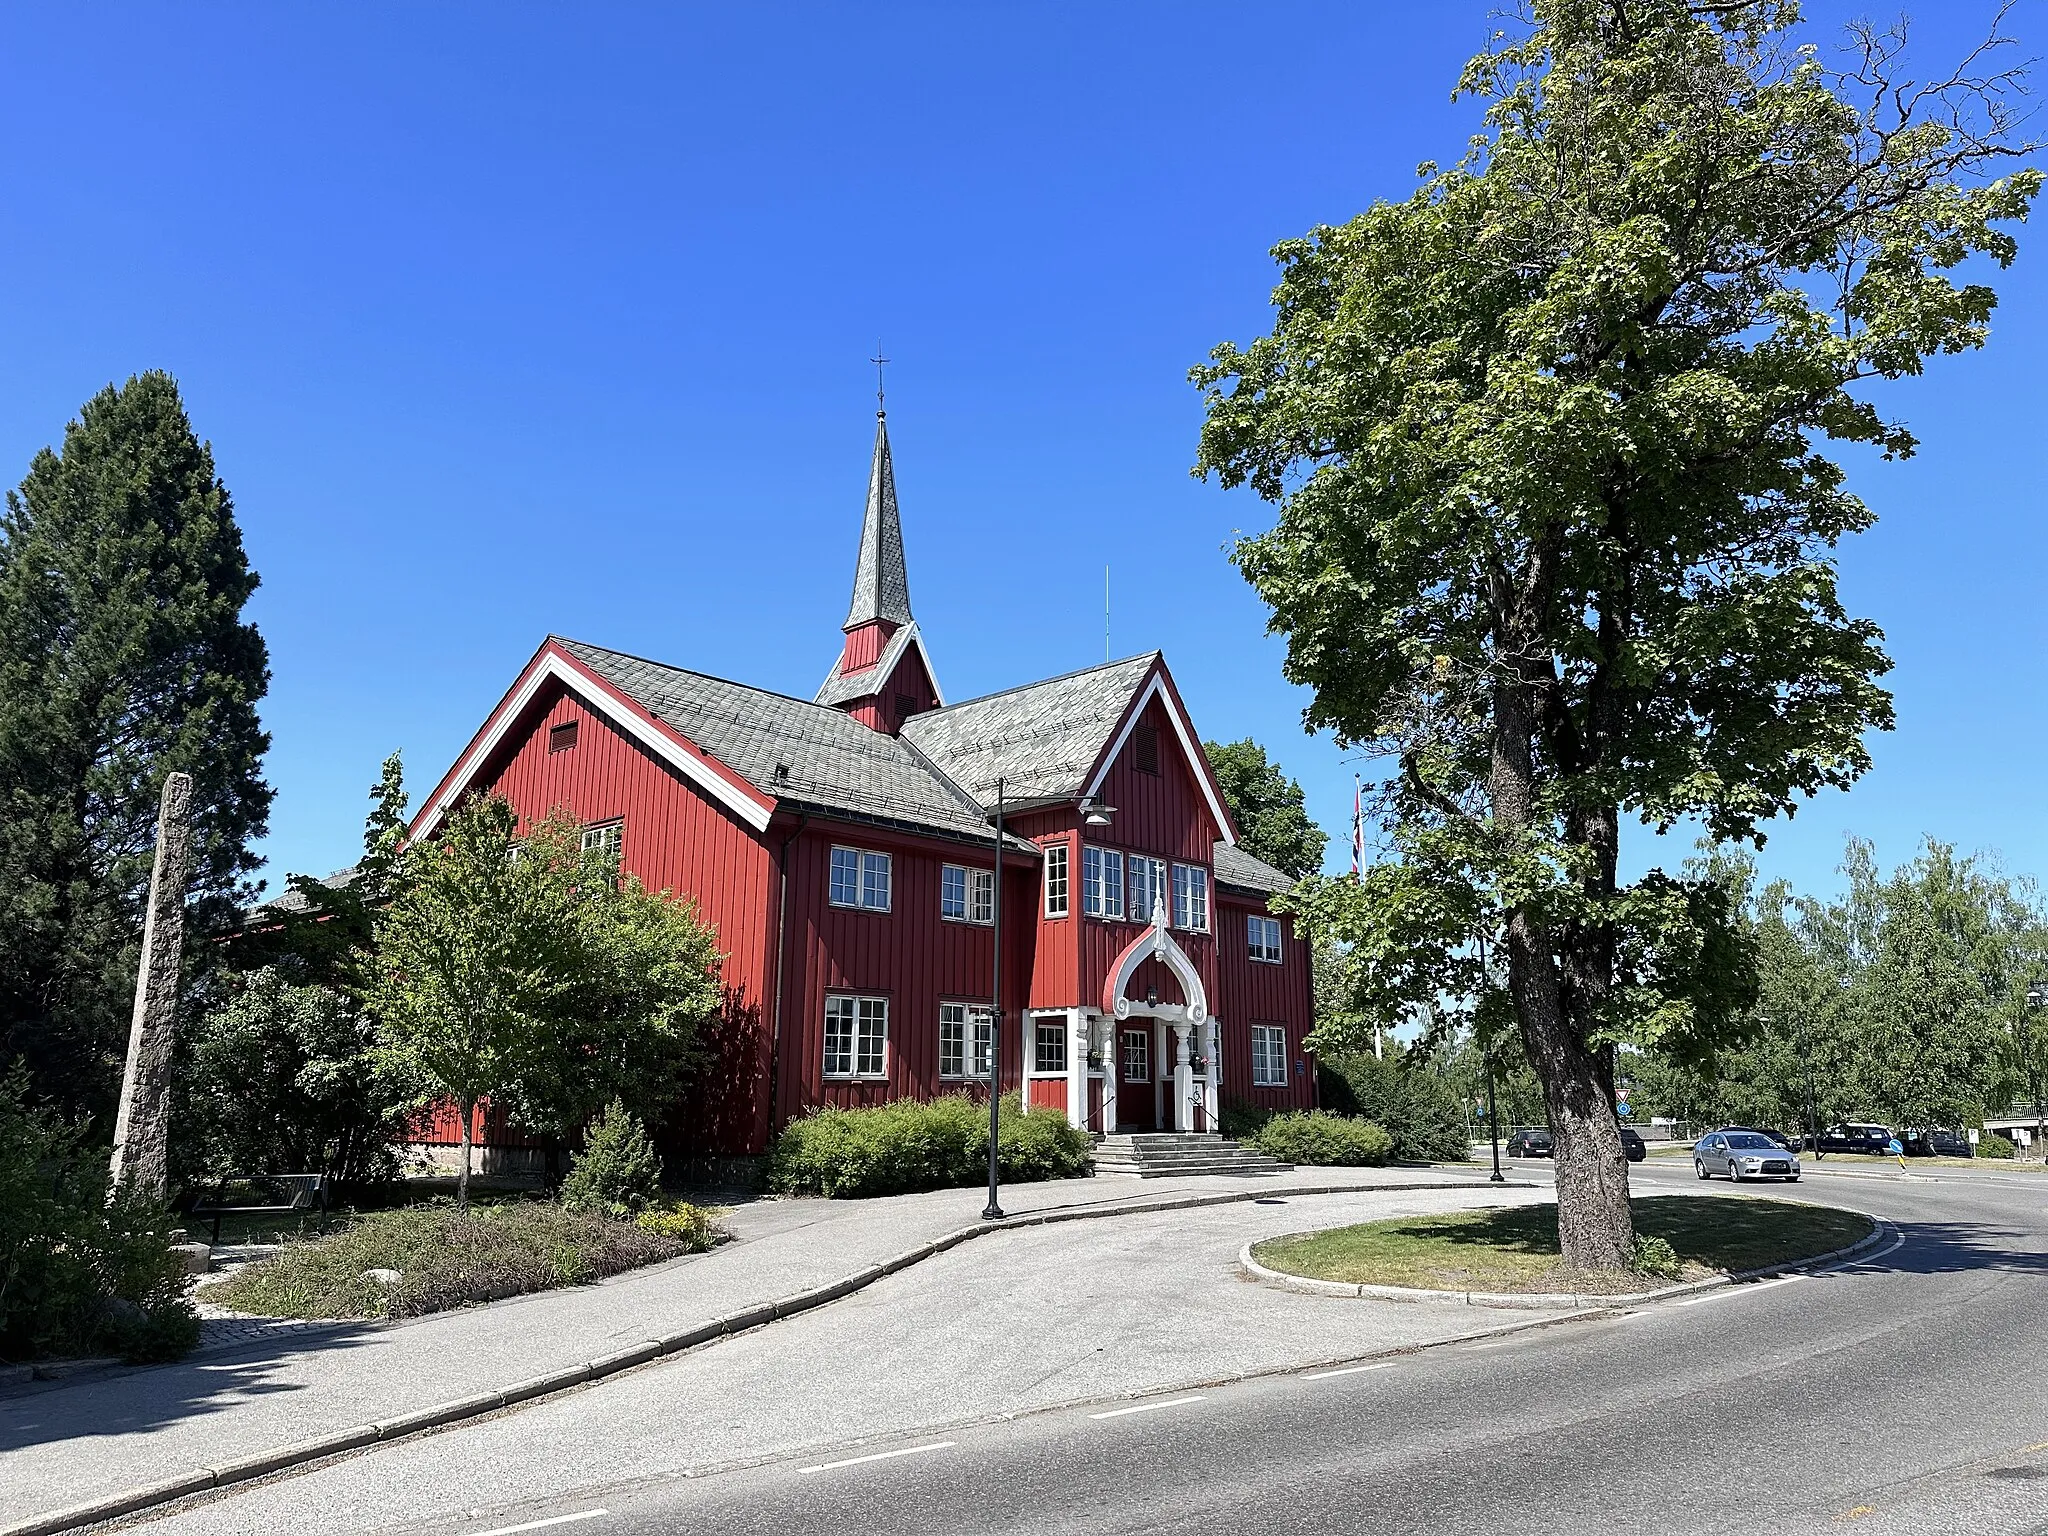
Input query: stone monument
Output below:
<box><xmin>108</xmin><ymin>771</ymin><xmax>194</xmax><ymax>1202</ymax></box>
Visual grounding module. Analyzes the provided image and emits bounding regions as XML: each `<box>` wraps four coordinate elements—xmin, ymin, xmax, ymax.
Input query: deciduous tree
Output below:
<box><xmin>1203</xmin><ymin>739</ymin><xmax>1328</xmax><ymax>879</ymax></box>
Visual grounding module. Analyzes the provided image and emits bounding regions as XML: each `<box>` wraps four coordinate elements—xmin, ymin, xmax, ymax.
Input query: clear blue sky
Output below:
<box><xmin>0</xmin><ymin>4</ymin><xmax>2040</xmax><ymax>903</ymax></box>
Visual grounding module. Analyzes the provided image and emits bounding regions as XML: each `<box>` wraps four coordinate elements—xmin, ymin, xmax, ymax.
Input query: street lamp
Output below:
<box><xmin>983</xmin><ymin>777</ymin><xmax>1007</xmax><ymax>1223</ymax></box>
<box><xmin>1079</xmin><ymin>797</ymin><xmax>1116</xmax><ymax>827</ymax></box>
<box><xmin>2025</xmin><ymin>983</ymin><xmax>2047</xmax><ymax>1161</ymax></box>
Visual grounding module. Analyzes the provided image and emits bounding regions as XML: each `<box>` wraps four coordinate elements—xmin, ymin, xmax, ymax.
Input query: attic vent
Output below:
<box><xmin>1134</xmin><ymin>722</ymin><xmax>1159</xmax><ymax>775</ymax></box>
<box><xmin>895</xmin><ymin>694</ymin><xmax>919</xmax><ymax>723</ymax></box>
<box><xmin>549</xmin><ymin>720</ymin><xmax>579</xmax><ymax>754</ymax></box>
<box><xmin>773</xmin><ymin>762</ymin><xmax>791</xmax><ymax>784</ymax></box>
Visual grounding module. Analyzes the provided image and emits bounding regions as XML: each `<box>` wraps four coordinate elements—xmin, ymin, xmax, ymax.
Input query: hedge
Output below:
<box><xmin>768</xmin><ymin>1093</ymin><xmax>1093</xmax><ymax>1198</ymax></box>
<box><xmin>1976</xmin><ymin>1131</ymin><xmax>2017</xmax><ymax>1159</ymax></box>
<box><xmin>1249</xmin><ymin>1110</ymin><xmax>1394</xmax><ymax>1167</ymax></box>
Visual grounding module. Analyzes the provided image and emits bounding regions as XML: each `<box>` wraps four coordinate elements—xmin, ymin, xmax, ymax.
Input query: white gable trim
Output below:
<box><xmin>817</xmin><ymin>622</ymin><xmax>947</xmax><ymax>709</ymax></box>
<box><xmin>1103</xmin><ymin>905</ymin><xmax>1209</xmax><ymax>1024</ymax></box>
<box><xmin>1083</xmin><ymin>671</ymin><xmax>1235</xmax><ymax>845</ymax></box>
<box><xmin>413</xmin><ymin>650</ymin><xmax>775</xmax><ymax>841</ymax></box>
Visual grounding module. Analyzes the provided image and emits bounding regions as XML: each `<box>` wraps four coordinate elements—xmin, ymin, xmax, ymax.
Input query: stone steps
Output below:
<box><xmin>1091</xmin><ymin>1132</ymin><xmax>1292</xmax><ymax>1179</ymax></box>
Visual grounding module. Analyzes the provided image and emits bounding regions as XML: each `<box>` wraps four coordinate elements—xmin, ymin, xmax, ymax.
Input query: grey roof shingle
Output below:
<box><xmin>1213</xmin><ymin>841</ymin><xmax>1294</xmax><ymax>896</ymax></box>
<box><xmin>898</xmin><ymin>653</ymin><xmax>1159</xmax><ymax>805</ymax></box>
<box><xmin>557</xmin><ymin>637</ymin><xmax>1023</xmax><ymax>849</ymax></box>
<box><xmin>844</xmin><ymin>414</ymin><xmax>914</xmax><ymax>630</ymax></box>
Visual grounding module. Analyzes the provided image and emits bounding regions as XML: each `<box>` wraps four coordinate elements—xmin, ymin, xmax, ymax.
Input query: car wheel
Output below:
<box><xmin>1787</xmin><ymin>1174</ymin><xmax>1800</xmax><ymax>1182</ymax></box>
<box><xmin>1694</xmin><ymin>1159</ymin><xmax>1708</xmax><ymax>1180</ymax></box>
<box><xmin>1728</xmin><ymin>1164</ymin><xmax>1743</xmax><ymax>1182</ymax></box>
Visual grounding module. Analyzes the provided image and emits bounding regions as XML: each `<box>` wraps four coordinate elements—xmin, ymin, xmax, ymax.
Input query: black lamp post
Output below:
<box><xmin>1486</xmin><ymin>1042</ymin><xmax>1504</xmax><ymax>1184</ymax></box>
<box><xmin>982</xmin><ymin>777</ymin><xmax>1007</xmax><ymax>1222</ymax></box>
<box><xmin>2026</xmin><ymin>982</ymin><xmax>2047</xmax><ymax>1161</ymax></box>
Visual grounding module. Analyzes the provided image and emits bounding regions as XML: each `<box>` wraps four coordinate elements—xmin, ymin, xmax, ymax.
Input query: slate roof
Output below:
<box><xmin>245</xmin><ymin>866</ymin><xmax>361</xmax><ymax>922</ymax></box>
<box><xmin>557</xmin><ymin>638</ymin><xmax>1025</xmax><ymax>850</ymax></box>
<box><xmin>898</xmin><ymin>653</ymin><xmax>1160</xmax><ymax>806</ymax></box>
<box><xmin>844</xmin><ymin>414</ymin><xmax>914</xmax><ymax>630</ymax></box>
<box><xmin>1212</xmin><ymin>841</ymin><xmax>1294</xmax><ymax>896</ymax></box>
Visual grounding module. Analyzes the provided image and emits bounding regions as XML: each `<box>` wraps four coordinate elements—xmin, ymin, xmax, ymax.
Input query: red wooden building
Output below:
<box><xmin>408</xmin><ymin>410</ymin><xmax>1317</xmax><ymax>1163</ymax></box>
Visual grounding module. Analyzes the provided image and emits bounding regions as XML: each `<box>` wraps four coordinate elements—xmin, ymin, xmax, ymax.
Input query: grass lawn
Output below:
<box><xmin>1253</xmin><ymin>1195</ymin><xmax>1873</xmax><ymax>1295</ymax></box>
<box><xmin>200</xmin><ymin>1200</ymin><xmax>719</xmax><ymax>1320</ymax></box>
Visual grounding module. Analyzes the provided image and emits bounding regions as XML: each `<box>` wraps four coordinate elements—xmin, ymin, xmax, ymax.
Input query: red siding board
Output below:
<box><xmin>1215</xmin><ymin>894</ymin><xmax>1318</xmax><ymax>1113</ymax></box>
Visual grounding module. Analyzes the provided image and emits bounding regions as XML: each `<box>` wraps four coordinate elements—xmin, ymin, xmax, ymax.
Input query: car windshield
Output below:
<box><xmin>1726</xmin><ymin>1134</ymin><xmax>1774</xmax><ymax>1150</ymax></box>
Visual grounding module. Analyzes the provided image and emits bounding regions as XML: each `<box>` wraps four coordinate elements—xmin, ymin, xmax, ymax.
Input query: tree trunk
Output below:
<box><xmin>457</xmin><ymin>1095</ymin><xmax>474</xmax><ymax>1211</ymax></box>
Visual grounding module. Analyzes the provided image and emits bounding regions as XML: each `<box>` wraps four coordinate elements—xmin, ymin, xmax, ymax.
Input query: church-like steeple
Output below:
<box><xmin>844</xmin><ymin>411</ymin><xmax>914</xmax><ymax>631</ymax></box>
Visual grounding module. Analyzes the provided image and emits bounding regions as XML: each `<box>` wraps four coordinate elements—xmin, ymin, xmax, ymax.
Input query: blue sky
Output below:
<box><xmin>1</xmin><ymin>3</ymin><xmax>2041</xmax><ymax>903</ymax></box>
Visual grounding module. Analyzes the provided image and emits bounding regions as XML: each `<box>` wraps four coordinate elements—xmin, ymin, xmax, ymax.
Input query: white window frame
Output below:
<box><xmin>1251</xmin><ymin>1024</ymin><xmax>1286</xmax><ymax>1088</ymax></box>
<box><xmin>941</xmin><ymin>864</ymin><xmax>995</xmax><ymax>925</ymax></box>
<box><xmin>824</xmin><ymin>994</ymin><xmax>889</xmax><ymax>1079</ymax></box>
<box><xmin>1172</xmin><ymin>862</ymin><xmax>1209</xmax><ymax>933</ymax></box>
<box><xmin>1082</xmin><ymin>845</ymin><xmax>1125</xmax><ymax>919</ymax></box>
<box><xmin>1127</xmin><ymin>855</ymin><xmax>1166</xmax><ymax>923</ymax></box>
<box><xmin>580</xmin><ymin>819</ymin><xmax>623</xmax><ymax>864</ymax></box>
<box><xmin>1248</xmin><ymin>914</ymin><xmax>1283</xmax><ymax>965</ymax></box>
<box><xmin>1034</xmin><ymin>1020</ymin><xmax>1068</xmax><ymax>1074</ymax></box>
<box><xmin>939</xmin><ymin>1001</ymin><xmax>994</xmax><ymax>1080</ymax></box>
<box><xmin>829</xmin><ymin>845</ymin><xmax>892</xmax><ymax>912</ymax></box>
<box><xmin>1121</xmin><ymin>1028</ymin><xmax>1150</xmax><ymax>1084</ymax></box>
<box><xmin>1043</xmin><ymin>841</ymin><xmax>1069</xmax><ymax>918</ymax></box>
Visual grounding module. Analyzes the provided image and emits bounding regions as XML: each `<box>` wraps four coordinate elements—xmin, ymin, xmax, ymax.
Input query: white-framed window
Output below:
<box><xmin>1043</xmin><ymin>841</ymin><xmax>1069</xmax><ymax>918</ymax></box>
<box><xmin>1172</xmin><ymin>863</ymin><xmax>1209</xmax><ymax>932</ymax></box>
<box><xmin>1121</xmin><ymin>1029</ymin><xmax>1149</xmax><ymax>1084</ymax></box>
<box><xmin>824</xmin><ymin>994</ymin><xmax>889</xmax><ymax>1078</ymax></box>
<box><xmin>939</xmin><ymin>1001</ymin><xmax>994</xmax><ymax>1079</ymax></box>
<box><xmin>1127</xmin><ymin>855</ymin><xmax>1166</xmax><ymax>923</ymax></box>
<box><xmin>1034</xmin><ymin>1020</ymin><xmax>1068</xmax><ymax>1074</ymax></box>
<box><xmin>830</xmin><ymin>846</ymin><xmax>892</xmax><ymax>911</ymax></box>
<box><xmin>1082</xmin><ymin>845</ymin><xmax>1124</xmax><ymax>919</ymax></box>
<box><xmin>1251</xmin><ymin>1024</ymin><xmax>1287</xmax><ymax>1087</ymax></box>
<box><xmin>1248</xmin><ymin>914</ymin><xmax>1283</xmax><ymax>964</ymax></box>
<box><xmin>941</xmin><ymin>864</ymin><xmax>994</xmax><ymax>925</ymax></box>
<box><xmin>581</xmin><ymin>820</ymin><xmax>623</xmax><ymax>864</ymax></box>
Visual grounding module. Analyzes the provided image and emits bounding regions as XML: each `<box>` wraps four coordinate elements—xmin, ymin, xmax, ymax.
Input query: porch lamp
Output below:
<box><xmin>982</xmin><ymin>776</ymin><xmax>1007</xmax><ymax>1223</ymax></box>
<box><xmin>1079</xmin><ymin>796</ymin><xmax>1116</xmax><ymax>827</ymax></box>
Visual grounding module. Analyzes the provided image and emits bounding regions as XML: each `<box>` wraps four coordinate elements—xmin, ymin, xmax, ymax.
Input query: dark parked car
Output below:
<box><xmin>1506</xmin><ymin>1128</ymin><xmax>1554</xmax><ymax>1158</ymax></box>
<box><xmin>1619</xmin><ymin>1128</ymin><xmax>1647</xmax><ymax>1162</ymax></box>
<box><xmin>1904</xmin><ymin>1127</ymin><xmax>1971</xmax><ymax>1158</ymax></box>
<box><xmin>1806</xmin><ymin>1122</ymin><xmax>1895</xmax><ymax>1156</ymax></box>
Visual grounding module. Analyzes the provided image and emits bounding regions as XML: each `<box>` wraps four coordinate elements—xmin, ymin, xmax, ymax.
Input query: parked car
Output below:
<box><xmin>1506</xmin><ymin>1128</ymin><xmax>1554</xmax><ymax>1158</ymax></box>
<box><xmin>1806</xmin><ymin>1122</ymin><xmax>1895</xmax><ymax>1156</ymax></box>
<box><xmin>1619</xmin><ymin>1127</ymin><xmax>1647</xmax><ymax>1162</ymax></box>
<box><xmin>1710</xmin><ymin>1124</ymin><xmax>1797</xmax><ymax>1154</ymax></box>
<box><xmin>1694</xmin><ymin>1130</ymin><xmax>1802</xmax><ymax>1182</ymax></box>
<box><xmin>1903</xmin><ymin>1127</ymin><xmax>1971</xmax><ymax>1158</ymax></box>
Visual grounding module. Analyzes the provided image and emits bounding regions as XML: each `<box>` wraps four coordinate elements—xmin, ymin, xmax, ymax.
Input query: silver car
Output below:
<box><xmin>1694</xmin><ymin>1130</ymin><xmax>1801</xmax><ymax>1182</ymax></box>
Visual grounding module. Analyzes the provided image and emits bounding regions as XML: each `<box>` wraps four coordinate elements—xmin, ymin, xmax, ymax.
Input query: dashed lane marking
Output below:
<box><xmin>1089</xmin><ymin>1396</ymin><xmax>1209</xmax><ymax>1420</ymax></box>
<box><xmin>1303</xmin><ymin>1363</ymin><xmax>1395</xmax><ymax>1381</ymax></box>
<box><xmin>467</xmin><ymin>1512</ymin><xmax>609</xmax><ymax>1536</ymax></box>
<box><xmin>796</xmin><ymin>1442</ymin><xmax>957</xmax><ymax>1475</ymax></box>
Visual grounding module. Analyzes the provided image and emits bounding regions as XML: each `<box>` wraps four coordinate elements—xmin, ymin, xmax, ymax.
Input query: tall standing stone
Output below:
<box><xmin>109</xmin><ymin>772</ymin><xmax>194</xmax><ymax>1201</ymax></box>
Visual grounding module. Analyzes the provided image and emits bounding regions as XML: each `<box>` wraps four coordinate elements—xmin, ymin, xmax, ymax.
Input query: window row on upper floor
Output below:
<box><xmin>827</xmin><ymin>845</ymin><xmax>993</xmax><ymax>925</ymax></box>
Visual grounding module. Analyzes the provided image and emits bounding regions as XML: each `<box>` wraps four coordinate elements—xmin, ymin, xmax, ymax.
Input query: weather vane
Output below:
<box><xmin>871</xmin><ymin>342</ymin><xmax>889</xmax><ymax>413</ymax></box>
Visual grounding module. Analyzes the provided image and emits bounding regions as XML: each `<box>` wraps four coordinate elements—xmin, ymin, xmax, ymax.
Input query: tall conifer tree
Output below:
<box><xmin>0</xmin><ymin>372</ymin><xmax>272</xmax><ymax>1120</ymax></box>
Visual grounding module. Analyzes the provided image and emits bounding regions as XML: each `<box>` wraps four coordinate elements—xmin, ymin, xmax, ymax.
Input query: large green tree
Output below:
<box><xmin>1203</xmin><ymin>738</ymin><xmax>1328</xmax><ymax>880</ymax></box>
<box><xmin>1196</xmin><ymin>2</ymin><xmax>2035</xmax><ymax>1268</ymax></box>
<box><xmin>0</xmin><ymin>373</ymin><xmax>272</xmax><ymax>1121</ymax></box>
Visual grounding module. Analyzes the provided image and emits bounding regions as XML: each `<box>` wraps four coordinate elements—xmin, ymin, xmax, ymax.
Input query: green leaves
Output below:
<box><xmin>1202</xmin><ymin>738</ymin><xmax>1328</xmax><ymax>879</ymax></box>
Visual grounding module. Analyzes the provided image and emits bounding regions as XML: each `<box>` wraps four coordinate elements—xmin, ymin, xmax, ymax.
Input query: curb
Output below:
<box><xmin>1239</xmin><ymin>1212</ymin><xmax>1888</xmax><ymax>1310</ymax></box>
<box><xmin>0</xmin><ymin>1175</ymin><xmax>1520</xmax><ymax>1536</ymax></box>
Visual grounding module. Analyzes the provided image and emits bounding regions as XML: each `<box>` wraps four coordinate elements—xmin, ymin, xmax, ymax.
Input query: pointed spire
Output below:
<box><xmin>844</xmin><ymin>411</ymin><xmax>914</xmax><ymax>631</ymax></box>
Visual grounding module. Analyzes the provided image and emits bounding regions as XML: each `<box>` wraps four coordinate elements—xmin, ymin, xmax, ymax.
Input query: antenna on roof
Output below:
<box><xmin>1104</xmin><ymin>565</ymin><xmax>1110</xmax><ymax>662</ymax></box>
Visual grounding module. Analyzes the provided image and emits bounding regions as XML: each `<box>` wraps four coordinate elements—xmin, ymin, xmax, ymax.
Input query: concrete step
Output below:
<box><xmin>1091</xmin><ymin>1130</ymin><xmax>1293</xmax><ymax>1179</ymax></box>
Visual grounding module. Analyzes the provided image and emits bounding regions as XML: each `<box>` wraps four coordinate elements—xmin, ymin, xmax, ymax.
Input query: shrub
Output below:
<box><xmin>1220</xmin><ymin>1098</ymin><xmax>1275</xmax><ymax>1140</ymax></box>
<box><xmin>768</xmin><ymin>1093</ymin><xmax>1092</xmax><ymax>1198</ymax></box>
<box><xmin>1320</xmin><ymin>1050</ymin><xmax>1472</xmax><ymax>1161</ymax></box>
<box><xmin>1249</xmin><ymin>1110</ymin><xmax>1394</xmax><ymax>1167</ymax></box>
<box><xmin>634</xmin><ymin>1201</ymin><xmax>720</xmax><ymax>1249</ymax></box>
<box><xmin>1631</xmin><ymin>1234</ymin><xmax>1682</xmax><ymax>1280</ymax></box>
<box><xmin>561</xmin><ymin>1100</ymin><xmax>663</xmax><ymax>1217</ymax></box>
<box><xmin>1976</xmin><ymin>1131</ymin><xmax>2017</xmax><ymax>1160</ymax></box>
<box><xmin>200</xmin><ymin>1202</ymin><xmax>690</xmax><ymax>1319</ymax></box>
<box><xmin>0</xmin><ymin>1068</ymin><xmax>198</xmax><ymax>1363</ymax></box>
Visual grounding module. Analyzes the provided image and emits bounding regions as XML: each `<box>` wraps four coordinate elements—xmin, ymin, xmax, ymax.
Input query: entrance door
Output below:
<box><xmin>1118</xmin><ymin>1026</ymin><xmax>1157</xmax><ymax>1131</ymax></box>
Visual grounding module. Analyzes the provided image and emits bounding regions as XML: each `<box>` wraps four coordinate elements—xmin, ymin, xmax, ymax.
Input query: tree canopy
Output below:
<box><xmin>1203</xmin><ymin>738</ymin><xmax>1328</xmax><ymax>880</ymax></box>
<box><xmin>1196</xmin><ymin>0</ymin><xmax>2036</xmax><ymax>1268</ymax></box>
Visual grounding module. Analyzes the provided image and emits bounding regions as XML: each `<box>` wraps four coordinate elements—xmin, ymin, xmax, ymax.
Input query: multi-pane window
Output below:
<box><xmin>1082</xmin><ymin>846</ymin><xmax>1125</xmax><ymax>919</ymax></box>
<box><xmin>1121</xmin><ymin>1029</ymin><xmax>1150</xmax><ymax>1084</ymax></box>
<box><xmin>1034</xmin><ymin>1020</ymin><xmax>1068</xmax><ymax>1074</ymax></box>
<box><xmin>1172</xmin><ymin>863</ymin><xmax>1209</xmax><ymax>932</ymax></box>
<box><xmin>830</xmin><ymin>846</ymin><xmax>892</xmax><ymax>911</ymax></box>
<box><xmin>824</xmin><ymin>995</ymin><xmax>889</xmax><ymax>1078</ymax></box>
<box><xmin>581</xmin><ymin>820</ymin><xmax>623</xmax><ymax>865</ymax></box>
<box><xmin>941</xmin><ymin>864</ymin><xmax>994</xmax><ymax>924</ymax></box>
<box><xmin>939</xmin><ymin>1002</ymin><xmax>995</xmax><ymax>1079</ymax></box>
<box><xmin>1127</xmin><ymin>855</ymin><xmax>1166</xmax><ymax>923</ymax></box>
<box><xmin>1248</xmin><ymin>914</ymin><xmax>1284</xmax><ymax>964</ymax></box>
<box><xmin>1251</xmin><ymin>1025</ymin><xmax>1287</xmax><ymax>1087</ymax></box>
<box><xmin>1043</xmin><ymin>842</ymin><xmax>1069</xmax><ymax>918</ymax></box>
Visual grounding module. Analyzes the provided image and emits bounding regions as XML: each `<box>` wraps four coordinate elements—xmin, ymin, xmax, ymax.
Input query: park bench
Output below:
<box><xmin>189</xmin><ymin>1172</ymin><xmax>330</xmax><ymax>1244</ymax></box>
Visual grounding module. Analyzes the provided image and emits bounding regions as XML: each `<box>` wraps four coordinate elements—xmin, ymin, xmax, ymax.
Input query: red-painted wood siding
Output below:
<box><xmin>1214</xmin><ymin>894</ymin><xmax>1317</xmax><ymax>1113</ymax></box>
<box><xmin>476</xmin><ymin>681</ymin><xmax>781</xmax><ymax>1153</ymax></box>
<box><xmin>839</xmin><ymin>620</ymin><xmax>898</xmax><ymax>673</ymax></box>
<box><xmin>775</xmin><ymin>821</ymin><xmax>1038</xmax><ymax>1124</ymax></box>
<box><xmin>1092</xmin><ymin>695</ymin><xmax>1221</xmax><ymax>862</ymax></box>
<box><xmin>1026</xmin><ymin>828</ymin><xmax>1079</xmax><ymax>1008</ymax></box>
<box><xmin>839</xmin><ymin>642</ymin><xmax>939</xmax><ymax>735</ymax></box>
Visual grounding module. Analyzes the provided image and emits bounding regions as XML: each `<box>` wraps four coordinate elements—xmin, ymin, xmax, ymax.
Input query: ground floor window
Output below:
<box><xmin>1250</xmin><ymin>1024</ymin><xmax>1286</xmax><ymax>1087</ymax></box>
<box><xmin>939</xmin><ymin>1001</ymin><xmax>994</xmax><ymax>1079</ymax></box>
<box><xmin>1034</xmin><ymin>1020</ymin><xmax>1068</xmax><ymax>1074</ymax></box>
<box><xmin>824</xmin><ymin>995</ymin><xmax>888</xmax><ymax>1078</ymax></box>
<box><xmin>1121</xmin><ymin>1028</ymin><xmax>1149</xmax><ymax>1083</ymax></box>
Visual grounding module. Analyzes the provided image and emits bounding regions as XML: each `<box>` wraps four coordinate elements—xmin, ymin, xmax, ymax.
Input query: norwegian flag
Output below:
<box><xmin>1350</xmin><ymin>776</ymin><xmax>1364</xmax><ymax>879</ymax></box>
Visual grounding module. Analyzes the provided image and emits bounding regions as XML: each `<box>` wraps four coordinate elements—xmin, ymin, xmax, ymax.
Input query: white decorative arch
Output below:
<box><xmin>1102</xmin><ymin>905</ymin><xmax>1208</xmax><ymax>1024</ymax></box>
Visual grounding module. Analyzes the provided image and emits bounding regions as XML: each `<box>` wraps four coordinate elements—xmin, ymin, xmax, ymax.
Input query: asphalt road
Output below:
<box><xmin>136</xmin><ymin>1160</ymin><xmax>2048</xmax><ymax>1536</ymax></box>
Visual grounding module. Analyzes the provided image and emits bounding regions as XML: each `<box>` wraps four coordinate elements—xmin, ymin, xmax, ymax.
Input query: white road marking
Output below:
<box><xmin>1677</xmin><ymin>1274</ymin><xmax>1805</xmax><ymax>1306</ymax></box>
<box><xmin>1089</xmin><ymin>1395</ymin><xmax>1209</xmax><ymax>1420</ymax></box>
<box><xmin>467</xmin><ymin>1512</ymin><xmax>609</xmax><ymax>1536</ymax></box>
<box><xmin>796</xmin><ymin>1441</ymin><xmax>957</xmax><ymax>1475</ymax></box>
<box><xmin>1304</xmin><ymin>1362</ymin><xmax>1394</xmax><ymax>1380</ymax></box>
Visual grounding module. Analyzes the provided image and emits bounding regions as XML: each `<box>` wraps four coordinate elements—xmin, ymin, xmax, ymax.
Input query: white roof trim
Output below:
<box><xmin>1083</xmin><ymin>670</ymin><xmax>1235</xmax><ymax>845</ymax></box>
<box><xmin>816</xmin><ymin>622</ymin><xmax>947</xmax><ymax>709</ymax></box>
<box><xmin>413</xmin><ymin>650</ymin><xmax>775</xmax><ymax>841</ymax></box>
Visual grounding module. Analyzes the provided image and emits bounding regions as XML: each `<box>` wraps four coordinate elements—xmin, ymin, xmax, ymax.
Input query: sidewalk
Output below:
<box><xmin>0</xmin><ymin>1166</ymin><xmax>1515</xmax><ymax>1536</ymax></box>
